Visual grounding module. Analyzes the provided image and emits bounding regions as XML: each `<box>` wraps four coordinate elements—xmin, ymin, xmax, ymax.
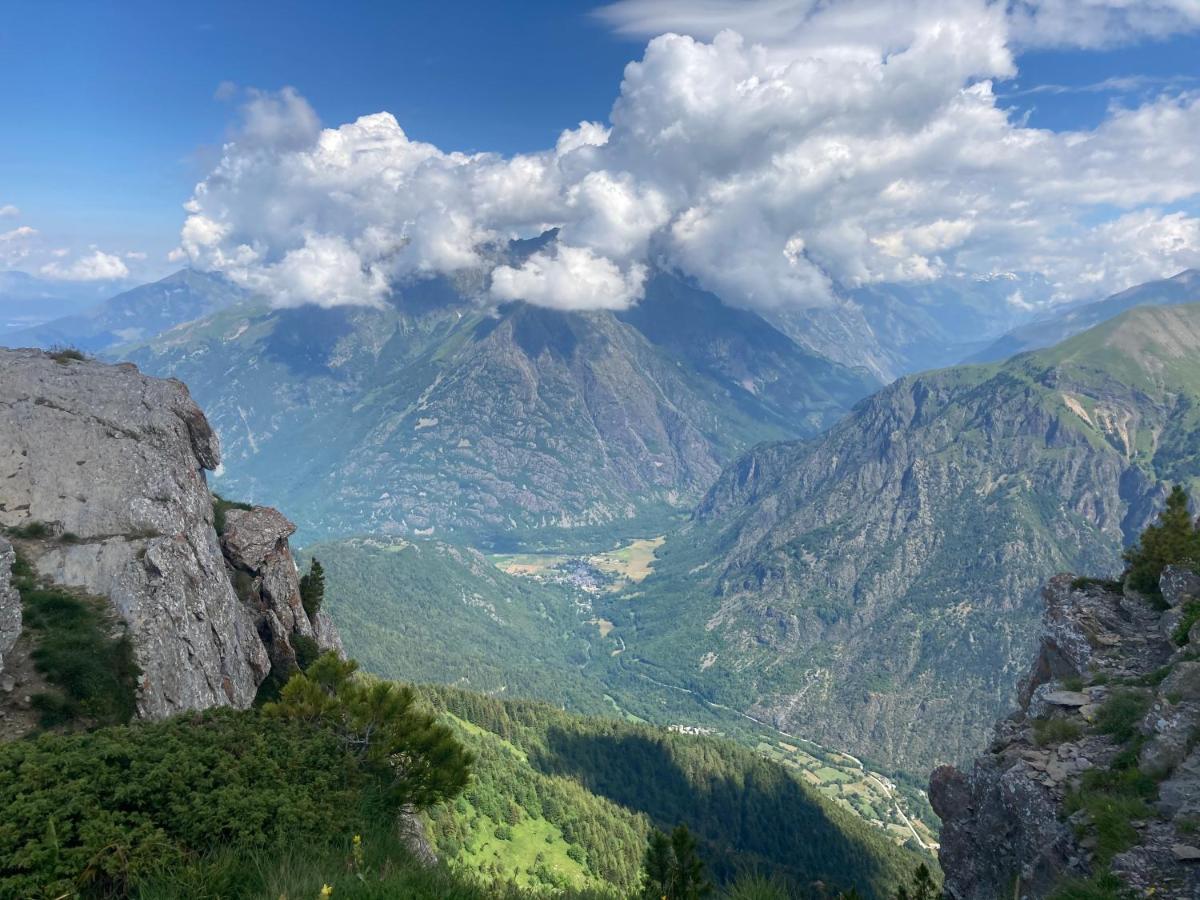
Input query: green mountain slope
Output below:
<box><xmin>598</xmin><ymin>303</ymin><xmax>1200</xmax><ymax>778</ymax></box>
<box><xmin>123</xmin><ymin>272</ymin><xmax>875</xmax><ymax>543</ymax></box>
<box><xmin>421</xmin><ymin>684</ymin><xmax>929</xmax><ymax>898</ymax></box>
<box><xmin>301</xmin><ymin>536</ymin><xmax>610</xmax><ymax>713</ymax></box>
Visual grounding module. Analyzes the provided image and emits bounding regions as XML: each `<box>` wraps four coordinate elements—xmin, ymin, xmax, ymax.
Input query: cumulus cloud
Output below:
<box><xmin>177</xmin><ymin>1</ymin><xmax>1200</xmax><ymax>312</ymax></box>
<box><xmin>598</xmin><ymin>0</ymin><xmax>1200</xmax><ymax>49</ymax></box>
<box><xmin>0</xmin><ymin>205</ymin><xmax>18</xmax><ymax>218</ymax></box>
<box><xmin>40</xmin><ymin>249</ymin><xmax>130</xmax><ymax>281</ymax></box>
<box><xmin>492</xmin><ymin>245</ymin><xmax>648</xmax><ymax>309</ymax></box>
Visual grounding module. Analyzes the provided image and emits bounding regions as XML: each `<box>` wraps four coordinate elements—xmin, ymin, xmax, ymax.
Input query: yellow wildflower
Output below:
<box><xmin>319</xmin><ymin>885</ymin><xmax>333</xmax><ymax>898</ymax></box>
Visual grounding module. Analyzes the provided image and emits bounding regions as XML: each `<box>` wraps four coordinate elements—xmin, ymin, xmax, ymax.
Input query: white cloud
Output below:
<box><xmin>40</xmin><ymin>249</ymin><xmax>130</xmax><ymax>281</ymax></box>
<box><xmin>0</xmin><ymin>205</ymin><xmax>18</xmax><ymax>218</ymax></box>
<box><xmin>124</xmin><ymin>250</ymin><xmax>148</xmax><ymax>260</ymax></box>
<box><xmin>491</xmin><ymin>245</ymin><xmax>648</xmax><ymax>310</ymax></box>
<box><xmin>177</xmin><ymin>2</ymin><xmax>1200</xmax><ymax>312</ymax></box>
<box><xmin>0</xmin><ymin>226</ymin><xmax>38</xmax><ymax>266</ymax></box>
<box><xmin>597</xmin><ymin>0</ymin><xmax>1200</xmax><ymax>50</ymax></box>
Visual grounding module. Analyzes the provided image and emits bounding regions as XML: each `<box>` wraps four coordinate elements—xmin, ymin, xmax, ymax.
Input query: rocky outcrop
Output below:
<box><xmin>219</xmin><ymin>505</ymin><xmax>343</xmax><ymax>674</ymax></box>
<box><xmin>0</xmin><ymin>538</ymin><xmax>18</xmax><ymax>677</ymax></box>
<box><xmin>932</xmin><ymin>571</ymin><xmax>1200</xmax><ymax>899</ymax></box>
<box><xmin>0</xmin><ymin>348</ymin><xmax>341</xmax><ymax>720</ymax></box>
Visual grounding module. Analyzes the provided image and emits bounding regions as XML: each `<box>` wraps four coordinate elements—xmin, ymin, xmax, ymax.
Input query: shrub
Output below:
<box><xmin>1070</xmin><ymin>577</ymin><xmax>1123</xmax><ymax>593</ymax></box>
<box><xmin>0</xmin><ymin>709</ymin><xmax>361</xmax><ymax>898</ymax></box>
<box><xmin>265</xmin><ymin>653</ymin><xmax>473</xmax><ymax>811</ymax></box>
<box><xmin>7</xmin><ymin>520</ymin><xmax>52</xmax><ymax>539</ymax></box>
<box><xmin>48</xmin><ymin>345</ymin><xmax>87</xmax><ymax>363</ymax></box>
<box><xmin>1094</xmin><ymin>689</ymin><xmax>1151</xmax><ymax>745</ymax></box>
<box><xmin>1033</xmin><ymin>717</ymin><xmax>1083</xmax><ymax>747</ymax></box>
<box><xmin>1048</xmin><ymin>870</ymin><xmax>1132</xmax><ymax>900</ymax></box>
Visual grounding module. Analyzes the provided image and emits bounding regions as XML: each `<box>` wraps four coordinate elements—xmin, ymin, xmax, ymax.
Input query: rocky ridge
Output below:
<box><xmin>932</xmin><ymin>567</ymin><xmax>1200</xmax><ymax>898</ymax></box>
<box><xmin>0</xmin><ymin>347</ymin><xmax>340</xmax><ymax>723</ymax></box>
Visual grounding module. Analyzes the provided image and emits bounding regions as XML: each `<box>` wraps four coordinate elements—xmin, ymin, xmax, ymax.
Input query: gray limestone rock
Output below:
<box><xmin>0</xmin><ymin>538</ymin><xmax>19</xmax><ymax>677</ymax></box>
<box><xmin>0</xmin><ymin>348</ymin><xmax>343</xmax><ymax>720</ymax></box>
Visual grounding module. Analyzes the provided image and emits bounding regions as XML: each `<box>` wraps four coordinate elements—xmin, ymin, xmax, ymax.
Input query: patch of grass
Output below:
<box><xmin>1062</xmin><ymin>676</ymin><xmax>1085</xmax><ymax>692</ymax></box>
<box><xmin>1173</xmin><ymin>600</ymin><xmax>1200</xmax><ymax>646</ymax></box>
<box><xmin>13</xmin><ymin>550</ymin><xmax>140</xmax><ymax>728</ymax></box>
<box><xmin>1033</xmin><ymin>717</ymin><xmax>1083</xmax><ymax>747</ymax></box>
<box><xmin>1065</xmin><ymin>767</ymin><xmax>1157</xmax><ymax>865</ymax></box>
<box><xmin>48</xmin><ymin>345</ymin><xmax>87</xmax><ymax>363</ymax></box>
<box><xmin>59</xmin><ymin>531</ymin><xmax>81</xmax><ymax>544</ymax></box>
<box><xmin>212</xmin><ymin>493</ymin><xmax>253</xmax><ymax>536</ymax></box>
<box><xmin>6</xmin><ymin>520</ymin><xmax>52</xmax><ymax>539</ymax></box>
<box><xmin>1048</xmin><ymin>870</ymin><xmax>1132</xmax><ymax>900</ymax></box>
<box><xmin>1093</xmin><ymin>689</ymin><xmax>1151</xmax><ymax>744</ymax></box>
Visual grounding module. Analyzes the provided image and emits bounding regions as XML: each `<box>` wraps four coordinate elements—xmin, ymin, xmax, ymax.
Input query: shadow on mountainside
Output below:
<box><xmin>529</xmin><ymin>725</ymin><xmax>898</xmax><ymax>896</ymax></box>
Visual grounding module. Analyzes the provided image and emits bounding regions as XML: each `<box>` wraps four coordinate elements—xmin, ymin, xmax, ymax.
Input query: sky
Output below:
<box><xmin>2</xmin><ymin>0</ymin><xmax>1200</xmax><ymax>311</ymax></box>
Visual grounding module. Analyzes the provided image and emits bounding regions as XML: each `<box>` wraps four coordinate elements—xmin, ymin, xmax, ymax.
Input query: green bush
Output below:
<box><xmin>0</xmin><ymin>709</ymin><xmax>362</xmax><ymax>898</ymax></box>
<box><xmin>48</xmin><ymin>345</ymin><xmax>87</xmax><ymax>363</ymax></box>
<box><xmin>7</xmin><ymin>520</ymin><xmax>52</xmax><ymax>539</ymax></box>
<box><xmin>1033</xmin><ymin>717</ymin><xmax>1083</xmax><ymax>747</ymax></box>
<box><xmin>1093</xmin><ymin>689</ymin><xmax>1151</xmax><ymax>745</ymax></box>
<box><xmin>12</xmin><ymin>552</ymin><xmax>139</xmax><ymax>727</ymax></box>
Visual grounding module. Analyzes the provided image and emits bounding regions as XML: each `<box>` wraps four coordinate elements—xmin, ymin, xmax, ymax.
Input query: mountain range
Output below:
<box><xmin>595</xmin><ymin>302</ymin><xmax>1200</xmax><ymax>777</ymax></box>
<box><xmin>117</xmin><ymin>270</ymin><xmax>878</xmax><ymax>544</ymax></box>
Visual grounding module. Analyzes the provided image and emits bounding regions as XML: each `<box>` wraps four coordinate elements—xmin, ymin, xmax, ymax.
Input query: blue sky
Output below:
<box><xmin>2</xmin><ymin>0</ymin><xmax>1199</xmax><ymax>306</ymax></box>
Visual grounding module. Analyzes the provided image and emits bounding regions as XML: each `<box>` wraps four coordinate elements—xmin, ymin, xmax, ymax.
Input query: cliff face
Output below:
<box><xmin>932</xmin><ymin>568</ymin><xmax>1200</xmax><ymax>899</ymax></box>
<box><xmin>0</xmin><ymin>348</ymin><xmax>340</xmax><ymax>721</ymax></box>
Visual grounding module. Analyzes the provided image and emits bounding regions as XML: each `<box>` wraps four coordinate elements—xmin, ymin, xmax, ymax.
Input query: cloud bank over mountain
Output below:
<box><xmin>177</xmin><ymin>0</ymin><xmax>1200</xmax><ymax>311</ymax></box>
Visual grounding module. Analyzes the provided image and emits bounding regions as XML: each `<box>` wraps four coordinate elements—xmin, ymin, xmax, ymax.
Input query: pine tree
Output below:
<box><xmin>1124</xmin><ymin>485</ymin><xmax>1200</xmax><ymax>595</ymax></box>
<box><xmin>300</xmin><ymin>558</ymin><xmax>326</xmax><ymax>617</ymax></box>
<box><xmin>640</xmin><ymin>824</ymin><xmax>712</xmax><ymax>899</ymax></box>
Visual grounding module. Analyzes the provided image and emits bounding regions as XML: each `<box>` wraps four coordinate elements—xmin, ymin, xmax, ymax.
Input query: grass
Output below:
<box><xmin>1173</xmin><ymin>600</ymin><xmax>1200</xmax><ymax>646</ymax></box>
<box><xmin>1033</xmin><ymin>717</ymin><xmax>1083</xmax><ymax>747</ymax></box>
<box><xmin>48</xmin><ymin>345</ymin><xmax>87</xmax><ymax>363</ymax></box>
<box><xmin>11</xmin><ymin>550</ymin><xmax>140</xmax><ymax>727</ymax></box>
<box><xmin>1065</xmin><ymin>767</ymin><xmax>1157</xmax><ymax>865</ymax></box>
<box><xmin>1093</xmin><ymin>689</ymin><xmax>1151</xmax><ymax>744</ymax></box>
<box><xmin>6</xmin><ymin>520</ymin><xmax>52</xmax><ymax>539</ymax></box>
<box><xmin>132</xmin><ymin>820</ymin><xmax>617</xmax><ymax>900</ymax></box>
<box><xmin>1048</xmin><ymin>870</ymin><xmax>1133</xmax><ymax>899</ymax></box>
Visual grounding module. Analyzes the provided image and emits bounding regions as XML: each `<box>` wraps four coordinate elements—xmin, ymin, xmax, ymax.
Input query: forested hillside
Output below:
<box><xmin>421</xmin><ymin>685</ymin><xmax>930</xmax><ymax>898</ymax></box>
<box><xmin>599</xmin><ymin>304</ymin><xmax>1200</xmax><ymax>777</ymax></box>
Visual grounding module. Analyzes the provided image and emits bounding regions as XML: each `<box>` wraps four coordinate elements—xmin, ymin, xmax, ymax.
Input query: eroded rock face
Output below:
<box><xmin>933</xmin><ymin>572</ymin><xmax>1200</xmax><ymax>899</ymax></box>
<box><xmin>219</xmin><ymin>506</ymin><xmax>343</xmax><ymax>673</ymax></box>
<box><xmin>0</xmin><ymin>348</ymin><xmax>341</xmax><ymax>718</ymax></box>
<box><xmin>0</xmin><ymin>538</ymin><xmax>18</xmax><ymax>676</ymax></box>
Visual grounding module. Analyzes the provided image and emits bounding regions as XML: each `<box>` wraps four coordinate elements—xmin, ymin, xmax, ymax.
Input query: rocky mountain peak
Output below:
<box><xmin>932</xmin><ymin>567</ymin><xmax>1200</xmax><ymax>898</ymax></box>
<box><xmin>0</xmin><ymin>347</ymin><xmax>339</xmax><ymax>723</ymax></box>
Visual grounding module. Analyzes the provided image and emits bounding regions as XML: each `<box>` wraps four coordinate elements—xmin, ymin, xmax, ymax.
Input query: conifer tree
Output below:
<box><xmin>1124</xmin><ymin>485</ymin><xmax>1200</xmax><ymax>595</ymax></box>
<box><xmin>300</xmin><ymin>557</ymin><xmax>326</xmax><ymax>617</ymax></box>
<box><xmin>640</xmin><ymin>824</ymin><xmax>712</xmax><ymax>899</ymax></box>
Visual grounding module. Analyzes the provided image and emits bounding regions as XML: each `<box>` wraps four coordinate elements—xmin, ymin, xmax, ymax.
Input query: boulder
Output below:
<box><xmin>1161</xmin><ymin>566</ymin><xmax>1200</xmax><ymax>609</ymax></box>
<box><xmin>0</xmin><ymin>348</ymin><xmax>267</xmax><ymax>716</ymax></box>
